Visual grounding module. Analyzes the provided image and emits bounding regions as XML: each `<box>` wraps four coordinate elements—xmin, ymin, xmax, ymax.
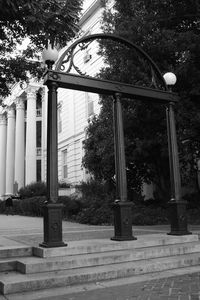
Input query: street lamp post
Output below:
<box><xmin>164</xmin><ymin>72</ymin><xmax>191</xmax><ymax>235</ymax></box>
<box><xmin>40</xmin><ymin>45</ymin><xmax>67</xmax><ymax>248</ymax></box>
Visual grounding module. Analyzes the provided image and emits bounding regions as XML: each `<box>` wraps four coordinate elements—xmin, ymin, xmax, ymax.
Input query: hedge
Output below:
<box><xmin>1</xmin><ymin>180</ymin><xmax>200</xmax><ymax>225</ymax></box>
<box><xmin>1</xmin><ymin>195</ymin><xmax>200</xmax><ymax>225</ymax></box>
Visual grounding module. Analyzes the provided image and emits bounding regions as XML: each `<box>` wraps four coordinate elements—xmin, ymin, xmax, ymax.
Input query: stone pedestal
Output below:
<box><xmin>168</xmin><ymin>200</ymin><xmax>192</xmax><ymax>235</ymax></box>
<box><xmin>40</xmin><ymin>204</ymin><xmax>67</xmax><ymax>248</ymax></box>
<box><xmin>111</xmin><ymin>201</ymin><xmax>137</xmax><ymax>241</ymax></box>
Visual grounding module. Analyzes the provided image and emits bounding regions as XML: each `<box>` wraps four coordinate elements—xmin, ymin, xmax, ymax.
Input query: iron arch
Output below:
<box><xmin>55</xmin><ymin>33</ymin><xmax>168</xmax><ymax>92</ymax></box>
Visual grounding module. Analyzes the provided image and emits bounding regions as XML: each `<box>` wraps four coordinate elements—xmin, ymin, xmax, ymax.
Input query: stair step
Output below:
<box><xmin>33</xmin><ymin>234</ymin><xmax>199</xmax><ymax>257</ymax></box>
<box><xmin>0</xmin><ymin>259</ymin><xmax>17</xmax><ymax>272</ymax></box>
<box><xmin>0</xmin><ymin>234</ymin><xmax>199</xmax><ymax>295</ymax></box>
<box><xmin>0</xmin><ymin>246</ymin><xmax>32</xmax><ymax>259</ymax></box>
<box><xmin>16</xmin><ymin>241</ymin><xmax>200</xmax><ymax>274</ymax></box>
<box><xmin>6</xmin><ymin>264</ymin><xmax>200</xmax><ymax>300</ymax></box>
<box><xmin>1</xmin><ymin>252</ymin><xmax>200</xmax><ymax>295</ymax></box>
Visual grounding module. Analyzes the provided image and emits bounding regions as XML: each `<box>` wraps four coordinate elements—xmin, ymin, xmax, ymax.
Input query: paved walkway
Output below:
<box><xmin>45</xmin><ymin>271</ymin><xmax>200</xmax><ymax>300</ymax></box>
<box><xmin>1</xmin><ymin>215</ymin><xmax>200</xmax><ymax>299</ymax></box>
<box><xmin>0</xmin><ymin>215</ymin><xmax>176</xmax><ymax>247</ymax></box>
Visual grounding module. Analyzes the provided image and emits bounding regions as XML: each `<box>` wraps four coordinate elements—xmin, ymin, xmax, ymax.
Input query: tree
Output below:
<box><xmin>0</xmin><ymin>0</ymin><xmax>83</xmax><ymax>97</ymax></box>
<box><xmin>83</xmin><ymin>0</ymin><xmax>200</xmax><ymax>201</ymax></box>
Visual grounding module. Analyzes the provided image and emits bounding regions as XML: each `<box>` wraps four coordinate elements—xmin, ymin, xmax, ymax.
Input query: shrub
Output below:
<box><xmin>58</xmin><ymin>196</ymin><xmax>83</xmax><ymax>219</ymax></box>
<box><xmin>0</xmin><ymin>200</ymin><xmax>6</xmax><ymax>214</ymax></box>
<box><xmin>14</xmin><ymin>196</ymin><xmax>46</xmax><ymax>216</ymax></box>
<box><xmin>58</xmin><ymin>181</ymin><xmax>71</xmax><ymax>188</ymax></box>
<box><xmin>1</xmin><ymin>188</ymin><xmax>200</xmax><ymax>226</ymax></box>
<box><xmin>3</xmin><ymin>178</ymin><xmax>200</xmax><ymax>226</ymax></box>
<box><xmin>183</xmin><ymin>192</ymin><xmax>200</xmax><ymax>209</ymax></box>
<box><xmin>19</xmin><ymin>182</ymin><xmax>47</xmax><ymax>199</ymax></box>
<box><xmin>75</xmin><ymin>195</ymin><xmax>113</xmax><ymax>225</ymax></box>
<box><xmin>76</xmin><ymin>180</ymin><xmax>115</xmax><ymax>201</ymax></box>
<box><xmin>73</xmin><ymin>179</ymin><xmax>115</xmax><ymax>225</ymax></box>
<box><xmin>187</xmin><ymin>207</ymin><xmax>200</xmax><ymax>224</ymax></box>
<box><xmin>132</xmin><ymin>205</ymin><xmax>168</xmax><ymax>225</ymax></box>
<box><xmin>11</xmin><ymin>196</ymin><xmax>83</xmax><ymax>218</ymax></box>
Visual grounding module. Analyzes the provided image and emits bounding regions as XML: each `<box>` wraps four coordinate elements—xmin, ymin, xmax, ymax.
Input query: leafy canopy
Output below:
<box><xmin>0</xmin><ymin>0</ymin><xmax>83</xmax><ymax>97</ymax></box>
<box><xmin>83</xmin><ymin>0</ymin><xmax>200</xmax><ymax>200</ymax></box>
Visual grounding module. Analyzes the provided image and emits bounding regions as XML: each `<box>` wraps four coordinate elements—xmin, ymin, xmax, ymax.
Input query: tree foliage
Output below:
<box><xmin>83</xmin><ymin>0</ymin><xmax>200</xmax><ymax>201</ymax></box>
<box><xmin>0</xmin><ymin>0</ymin><xmax>83</xmax><ymax>96</ymax></box>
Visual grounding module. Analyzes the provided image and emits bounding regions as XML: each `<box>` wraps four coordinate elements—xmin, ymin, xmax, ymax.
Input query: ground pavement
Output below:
<box><xmin>1</xmin><ymin>215</ymin><xmax>200</xmax><ymax>299</ymax></box>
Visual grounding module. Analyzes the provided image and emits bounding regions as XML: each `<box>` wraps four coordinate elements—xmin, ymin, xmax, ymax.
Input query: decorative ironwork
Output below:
<box><xmin>20</xmin><ymin>81</ymin><xmax>28</xmax><ymax>90</ymax></box>
<box><xmin>49</xmin><ymin>72</ymin><xmax>61</xmax><ymax>81</ymax></box>
<box><xmin>56</xmin><ymin>33</ymin><xmax>168</xmax><ymax>92</ymax></box>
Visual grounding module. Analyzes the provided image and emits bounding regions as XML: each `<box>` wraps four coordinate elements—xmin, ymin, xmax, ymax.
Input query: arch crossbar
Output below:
<box><xmin>43</xmin><ymin>33</ymin><xmax>178</xmax><ymax>103</ymax></box>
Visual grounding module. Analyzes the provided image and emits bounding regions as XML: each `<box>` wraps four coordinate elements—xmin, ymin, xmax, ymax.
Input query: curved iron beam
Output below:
<box><xmin>56</xmin><ymin>33</ymin><xmax>168</xmax><ymax>91</ymax></box>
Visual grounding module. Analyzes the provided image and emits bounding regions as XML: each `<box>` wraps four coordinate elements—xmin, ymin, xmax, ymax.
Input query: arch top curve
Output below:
<box><xmin>56</xmin><ymin>33</ymin><xmax>167</xmax><ymax>91</ymax></box>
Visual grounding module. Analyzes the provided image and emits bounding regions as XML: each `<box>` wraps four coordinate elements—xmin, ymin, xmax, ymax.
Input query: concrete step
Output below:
<box><xmin>16</xmin><ymin>241</ymin><xmax>200</xmax><ymax>274</ymax></box>
<box><xmin>0</xmin><ymin>246</ymin><xmax>32</xmax><ymax>259</ymax></box>
<box><xmin>6</xmin><ymin>264</ymin><xmax>200</xmax><ymax>300</ymax></box>
<box><xmin>0</xmin><ymin>246</ymin><xmax>32</xmax><ymax>272</ymax></box>
<box><xmin>0</xmin><ymin>259</ymin><xmax>16</xmax><ymax>272</ymax></box>
<box><xmin>0</xmin><ymin>234</ymin><xmax>199</xmax><ymax>295</ymax></box>
<box><xmin>1</xmin><ymin>252</ymin><xmax>200</xmax><ymax>295</ymax></box>
<box><xmin>33</xmin><ymin>234</ymin><xmax>199</xmax><ymax>257</ymax></box>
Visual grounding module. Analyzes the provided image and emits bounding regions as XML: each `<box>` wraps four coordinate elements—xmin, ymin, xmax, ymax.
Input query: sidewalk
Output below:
<box><xmin>1</xmin><ymin>215</ymin><xmax>200</xmax><ymax>299</ymax></box>
<box><xmin>0</xmin><ymin>215</ymin><xmax>176</xmax><ymax>247</ymax></box>
<box><xmin>44</xmin><ymin>270</ymin><xmax>200</xmax><ymax>300</ymax></box>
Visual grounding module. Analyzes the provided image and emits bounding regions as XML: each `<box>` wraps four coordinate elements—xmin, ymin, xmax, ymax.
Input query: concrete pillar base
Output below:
<box><xmin>111</xmin><ymin>201</ymin><xmax>137</xmax><ymax>241</ymax></box>
<box><xmin>40</xmin><ymin>203</ymin><xmax>67</xmax><ymax>248</ymax></box>
<box><xmin>167</xmin><ymin>200</ymin><xmax>192</xmax><ymax>235</ymax></box>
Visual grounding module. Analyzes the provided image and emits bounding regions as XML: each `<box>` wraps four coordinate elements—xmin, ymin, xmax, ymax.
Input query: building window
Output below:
<box><xmin>36</xmin><ymin>93</ymin><xmax>42</xmax><ymax>117</ymax></box>
<box><xmin>86</xmin><ymin>93</ymin><xmax>94</xmax><ymax>118</ymax></box>
<box><xmin>36</xmin><ymin>108</ymin><xmax>42</xmax><ymax>117</ymax></box>
<box><xmin>58</xmin><ymin>103</ymin><xmax>62</xmax><ymax>133</ymax></box>
<box><xmin>36</xmin><ymin>121</ymin><xmax>41</xmax><ymax>147</ymax></box>
<box><xmin>88</xmin><ymin>99</ymin><xmax>94</xmax><ymax>117</ymax></box>
<box><xmin>36</xmin><ymin>147</ymin><xmax>42</xmax><ymax>157</ymax></box>
<box><xmin>37</xmin><ymin>160</ymin><xmax>41</xmax><ymax>182</ymax></box>
<box><xmin>63</xmin><ymin>149</ymin><xmax>68</xmax><ymax>179</ymax></box>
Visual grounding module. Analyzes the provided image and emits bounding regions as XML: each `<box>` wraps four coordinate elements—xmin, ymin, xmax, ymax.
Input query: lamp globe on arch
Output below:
<box><xmin>42</xmin><ymin>44</ymin><xmax>59</xmax><ymax>69</ymax></box>
<box><xmin>163</xmin><ymin>72</ymin><xmax>177</xmax><ymax>86</ymax></box>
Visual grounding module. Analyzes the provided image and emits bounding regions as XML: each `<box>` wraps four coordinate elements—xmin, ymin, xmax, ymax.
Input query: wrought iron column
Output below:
<box><xmin>40</xmin><ymin>81</ymin><xmax>67</xmax><ymax>248</ymax></box>
<box><xmin>46</xmin><ymin>82</ymin><xmax>59</xmax><ymax>203</ymax></box>
<box><xmin>166</xmin><ymin>102</ymin><xmax>191</xmax><ymax>235</ymax></box>
<box><xmin>111</xmin><ymin>93</ymin><xmax>136</xmax><ymax>241</ymax></box>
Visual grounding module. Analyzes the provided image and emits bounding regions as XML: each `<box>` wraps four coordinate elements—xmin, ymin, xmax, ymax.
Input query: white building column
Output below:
<box><xmin>25</xmin><ymin>87</ymin><xmax>37</xmax><ymax>185</ymax></box>
<box><xmin>6</xmin><ymin>106</ymin><xmax>15</xmax><ymax>195</ymax></box>
<box><xmin>14</xmin><ymin>97</ymin><xmax>25</xmax><ymax>190</ymax></box>
<box><xmin>0</xmin><ymin>112</ymin><xmax>7</xmax><ymax>197</ymax></box>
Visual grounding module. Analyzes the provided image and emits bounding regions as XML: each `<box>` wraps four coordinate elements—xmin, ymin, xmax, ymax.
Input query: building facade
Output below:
<box><xmin>0</xmin><ymin>83</ymin><xmax>44</xmax><ymax>198</ymax></box>
<box><xmin>0</xmin><ymin>0</ymin><xmax>109</xmax><ymax>199</ymax></box>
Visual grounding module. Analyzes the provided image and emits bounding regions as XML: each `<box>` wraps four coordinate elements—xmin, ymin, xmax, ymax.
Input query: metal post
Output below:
<box><xmin>166</xmin><ymin>102</ymin><xmax>191</xmax><ymax>235</ymax></box>
<box><xmin>40</xmin><ymin>80</ymin><xmax>67</xmax><ymax>247</ymax></box>
<box><xmin>113</xmin><ymin>93</ymin><xmax>127</xmax><ymax>202</ymax></box>
<box><xmin>46</xmin><ymin>81</ymin><xmax>59</xmax><ymax>203</ymax></box>
<box><xmin>111</xmin><ymin>93</ymin><xmax>136</xmax><ymax>241</ymax></box>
